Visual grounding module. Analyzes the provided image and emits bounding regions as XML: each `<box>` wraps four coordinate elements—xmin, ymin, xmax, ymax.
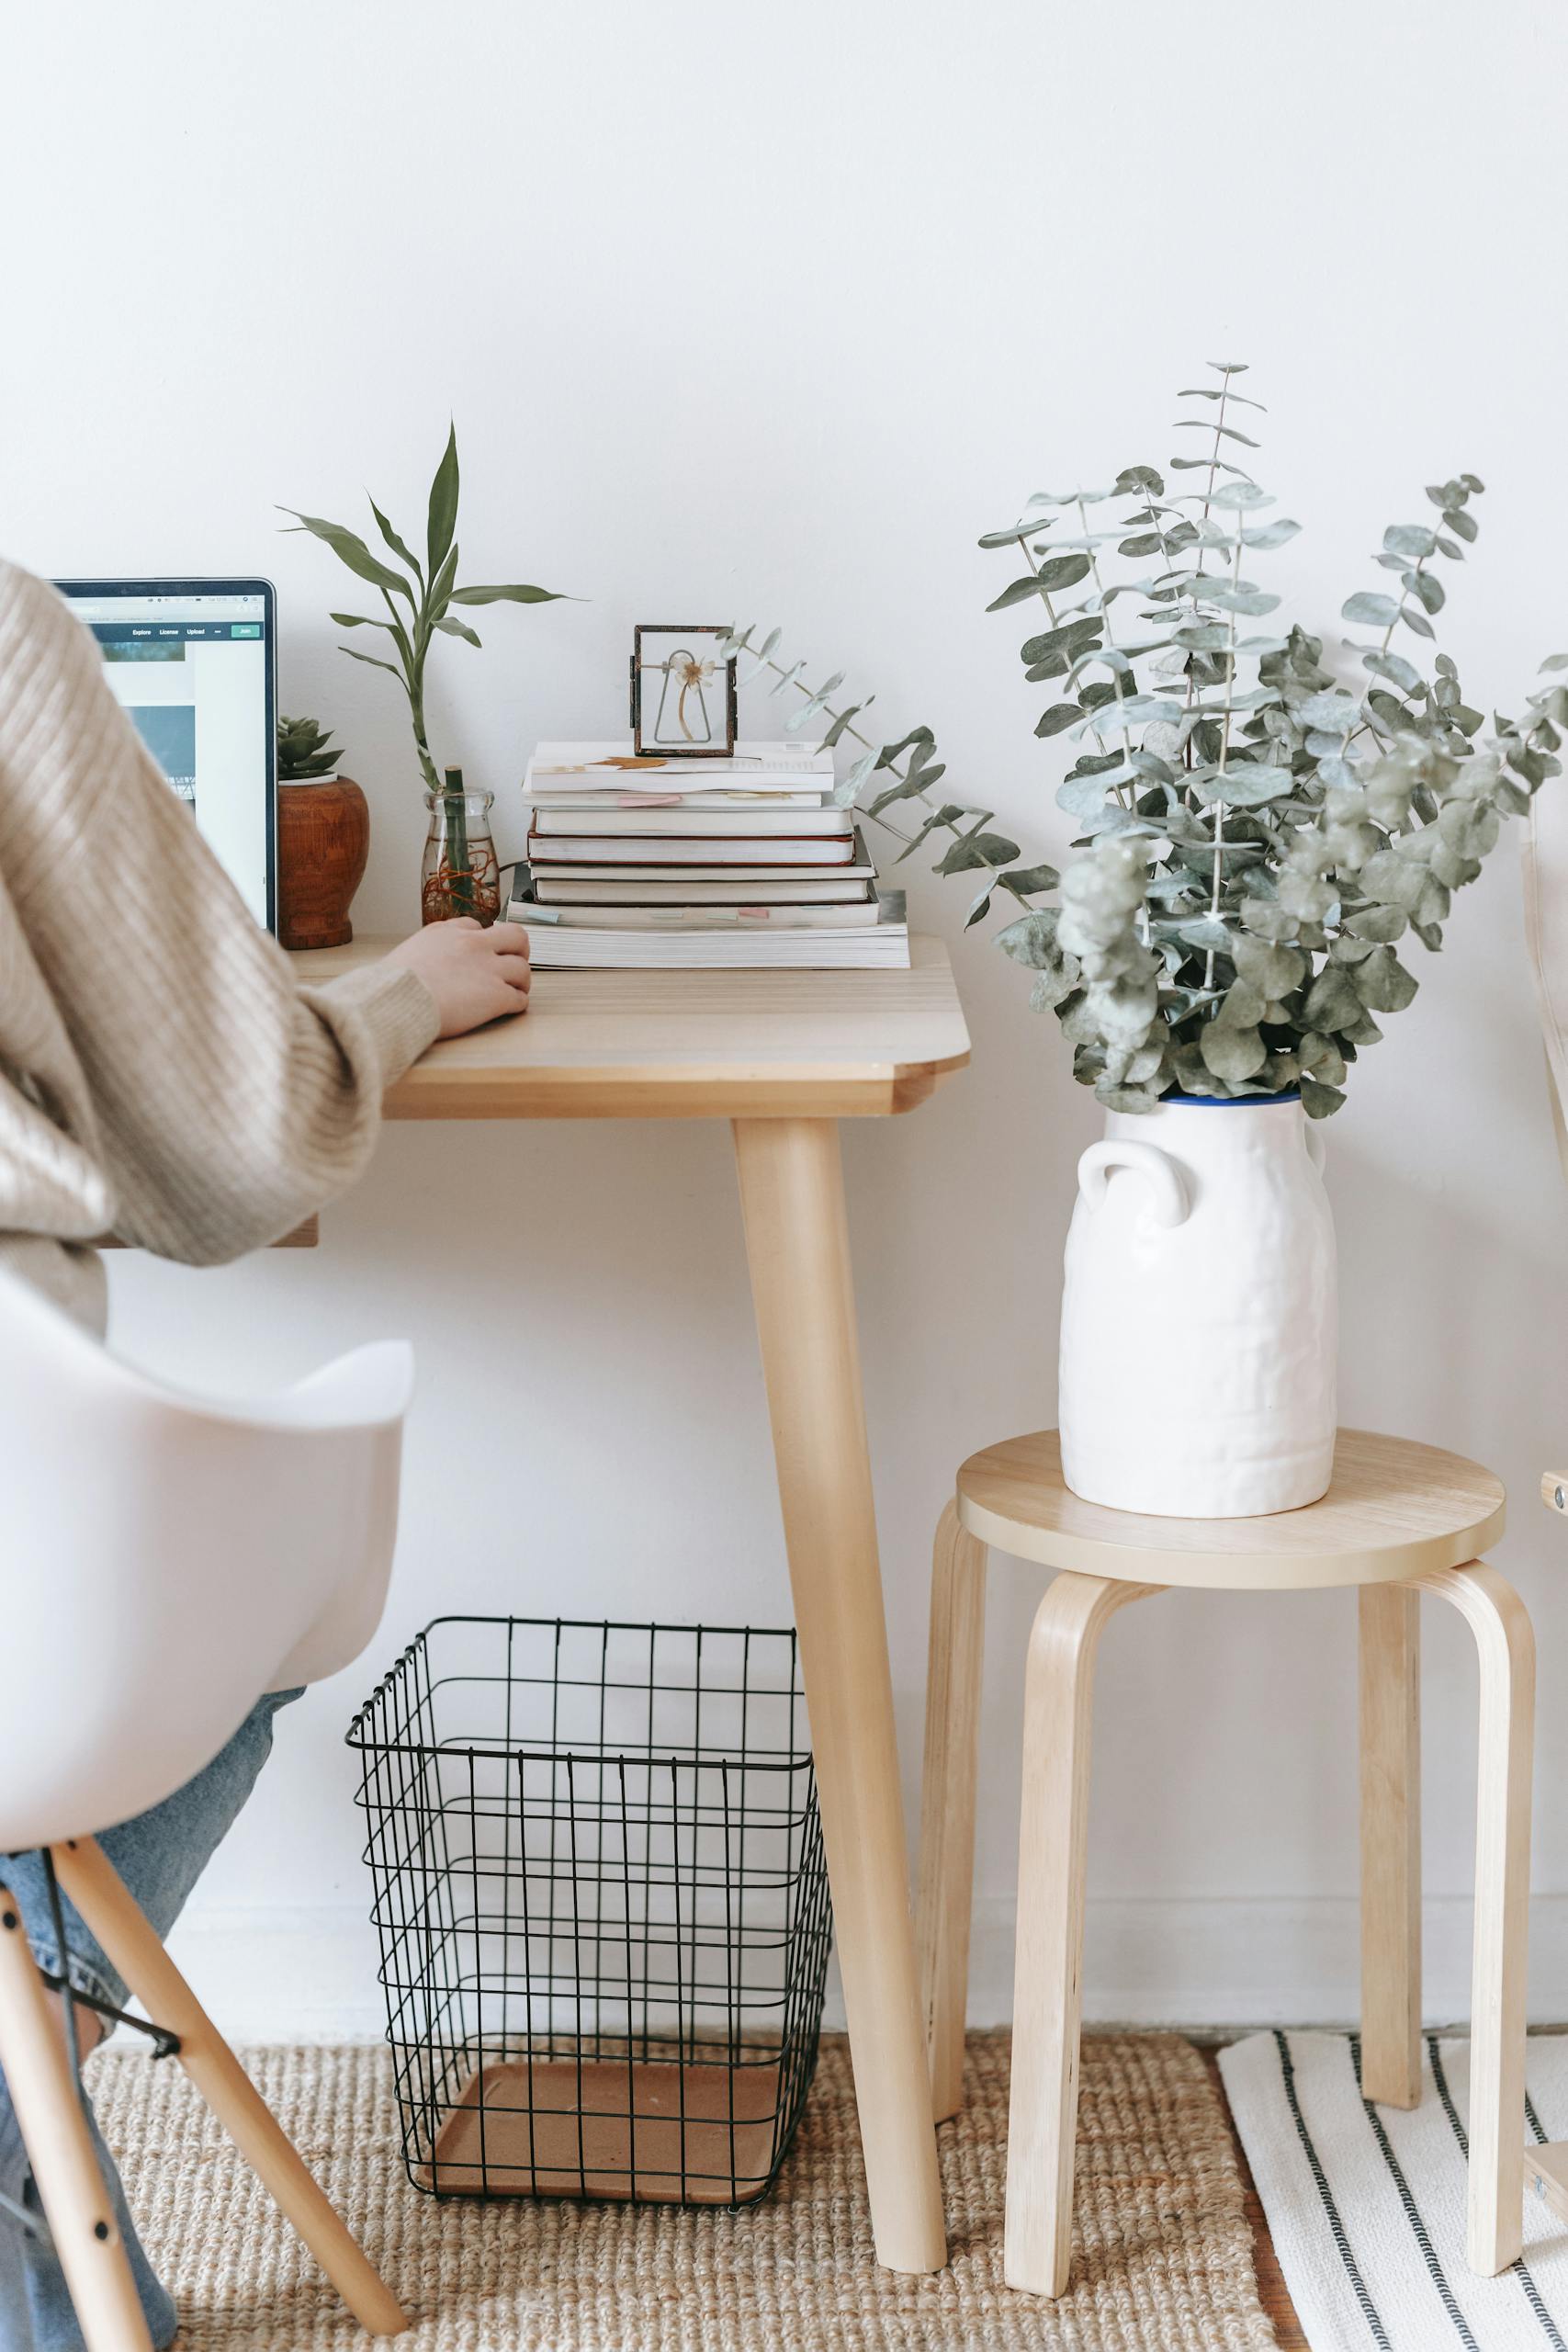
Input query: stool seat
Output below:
<box><xmin>955</xmin><ymin>1426</ymin><xmax>1505</xmax><ymax>1590</ymax></box>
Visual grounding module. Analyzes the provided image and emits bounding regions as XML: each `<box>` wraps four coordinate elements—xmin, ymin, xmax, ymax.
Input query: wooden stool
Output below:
<box><xmin>916</xmin><ymin>1427</ymin><xmax>1533</xmax><ymax>2296</ymax></box>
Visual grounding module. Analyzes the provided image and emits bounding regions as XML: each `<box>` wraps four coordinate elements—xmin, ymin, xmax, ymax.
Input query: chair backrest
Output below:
<box><xmin>1524</xmin><ymin>786</ymin><xmax>1568</xmax><ymax>1184</ymax></box>
<box><xmin>0</xmin><ymin>1269</ymin><xmax>412</xmax><ymax>1849</ymax></box>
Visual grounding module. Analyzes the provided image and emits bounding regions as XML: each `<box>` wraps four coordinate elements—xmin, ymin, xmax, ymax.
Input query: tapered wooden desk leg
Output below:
<box><xmin>1412</xmin><ymin>1563</ymin><xmax>1534</xmax><ymax>2277</ymax></box>
<box><xmin>1359</xmin><ymin>1584</ymin><xmax>1423</xmax><ymax>2108</ymax></box>
<box><xmin>733</xmin><ymin>1114</ymin><xmax>946</xmax><ymax>2276</ymax></box>
<box><xmin>0</xmin><ymin>1883</ymin><xmax>152</xmax><ymax>2352</ymax></box>
<box><xmin>51</xmin><ymin>1838</ymin><xmax>408</xmax><ymax>2337</ymax></box>
<box><xmin>1004</xmin><ymin>1572</ymin><xmax>1159</xmax><ymax>2299</ymax></box>
<box><xmin>916</xmin><ymin>1499</ymin><xmax>987</xmax><ymax>2122</ymax></box>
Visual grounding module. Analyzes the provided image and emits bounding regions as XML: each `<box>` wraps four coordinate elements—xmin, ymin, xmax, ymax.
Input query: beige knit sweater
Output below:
<box><xmin>0</xmin><ymin>559</ymin><xmax>440</xmax><ymax>1333</ymax></box>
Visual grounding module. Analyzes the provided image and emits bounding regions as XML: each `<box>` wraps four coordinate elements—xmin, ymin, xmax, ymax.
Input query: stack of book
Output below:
<box><xmin>508</xmin><ymin>741</ymin><xmax>908</xmax><ymax>969</ymax></box>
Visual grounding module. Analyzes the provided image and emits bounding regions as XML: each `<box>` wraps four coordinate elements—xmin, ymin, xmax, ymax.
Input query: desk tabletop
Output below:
<box><xmin>292</xmin><ymin>933</ymin><xmax>971</xmax><ymax>1119</ymax></box>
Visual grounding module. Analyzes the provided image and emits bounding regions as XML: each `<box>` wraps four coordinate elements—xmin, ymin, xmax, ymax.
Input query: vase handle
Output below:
<box><xmin>1077</xmin><ymin>1139</ymin><xmax>1190</xmax><ymax>1227</ymax></box>
<box><xmin>1303</xmin><ymin>1119</ymin><xmax>1326</xmax><ymax>1174</ymax></box>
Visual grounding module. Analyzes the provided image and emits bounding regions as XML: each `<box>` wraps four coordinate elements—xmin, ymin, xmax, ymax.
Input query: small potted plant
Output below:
<box><xmin>282</xmin><ymin>425</ymin><xmax>565</xmax><ymax>926</ymax></box>
<box><xmin>276</xmin><ymin>714</ymin><xmax>369</xmax><ymax>950</ymax></box>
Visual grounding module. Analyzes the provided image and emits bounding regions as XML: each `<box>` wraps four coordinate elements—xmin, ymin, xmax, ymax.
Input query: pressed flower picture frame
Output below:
<box><xmin>630</xmin><ymin>624</ymin><xmax>738</xmax><ymax>756</ymax></box>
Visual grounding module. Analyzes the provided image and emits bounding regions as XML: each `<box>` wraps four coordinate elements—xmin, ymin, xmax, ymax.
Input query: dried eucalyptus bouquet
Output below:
<box><xmin>728</xmin><ymin>367</ymin><xmax>1566</xmax><ymax>1116</ymax></box>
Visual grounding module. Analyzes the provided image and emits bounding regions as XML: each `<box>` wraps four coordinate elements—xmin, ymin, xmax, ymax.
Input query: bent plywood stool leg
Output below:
<box><xmin>1411</xmin><ymin>1562</ymin><xmax>1534</xmax><ymax>2278</ymax></box>
<box><xmin>1359</xmin><ymin>1583</ymin><xmax>1423</xmax><ymax>2109</ymax></box>
<box><xmin>0</xmin><ymin>1881</ymin><xmax>152</xmax><ymax>2352</ymax></box>
<box><xmin>52</xmin><ymin>1838</ymin><xmax>408</xmax><ymax>2338</ymax></box>
<box><xmin>1003</xmin><ymin>1571</ymin><xmax>1162</xmax><ymax>2298</ymax></box>
<box><xmin>916</xmin><ymin>1500</ymin><xmax>988</xmax><ymax>2122</ymax></box>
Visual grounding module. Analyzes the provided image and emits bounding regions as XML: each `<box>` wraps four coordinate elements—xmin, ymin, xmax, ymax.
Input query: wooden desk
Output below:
<box><xmin>296</xmin><ymin>933</ymin><xmax>970</xmax><ymax>2274</ymax></box>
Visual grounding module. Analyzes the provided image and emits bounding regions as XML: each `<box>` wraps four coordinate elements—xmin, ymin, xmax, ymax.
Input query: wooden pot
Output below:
<box><xmin>276</xmin><ymin>775</ymin><xmax>370</xmax><ymax>950</ymax></box>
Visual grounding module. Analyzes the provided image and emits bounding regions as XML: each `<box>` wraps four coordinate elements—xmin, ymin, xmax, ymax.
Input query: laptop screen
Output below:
<box><xmin>58</xmin><ymin>579</ymin><xmax>276</xmax><ymax>932</ymax></box>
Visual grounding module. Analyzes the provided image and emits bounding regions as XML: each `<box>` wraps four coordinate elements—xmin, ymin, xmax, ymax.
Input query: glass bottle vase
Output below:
<box><xmin>420</xmin><ymin>786</ymin><xmax>502</xmax><ymax>927</ymax></box>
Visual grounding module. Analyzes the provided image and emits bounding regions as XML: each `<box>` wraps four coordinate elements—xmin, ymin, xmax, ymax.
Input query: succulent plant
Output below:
<box><xmin>276</xmin><ymin>715</ymin><xmax>343</xmax><ymax>782</ymax></box>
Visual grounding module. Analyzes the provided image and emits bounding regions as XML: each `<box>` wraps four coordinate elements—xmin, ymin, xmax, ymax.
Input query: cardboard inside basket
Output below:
<box><xmin>418</xmin><ymin>2053</ymin><xmax>785</xmax><ymax>2205</ymax></box>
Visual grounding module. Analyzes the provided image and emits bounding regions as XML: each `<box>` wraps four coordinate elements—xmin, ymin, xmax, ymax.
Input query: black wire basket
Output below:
<box><xmin>346</xmin><ymin>1615</ymin><xmax>832</xmax><ymax>2208</ymax></box>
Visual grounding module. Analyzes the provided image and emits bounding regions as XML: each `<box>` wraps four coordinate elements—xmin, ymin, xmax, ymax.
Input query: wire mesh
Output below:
<box><xmin>346</xmin><ymin>1615</ymin><xmax>832</xmax><ymax>2207</ymax></box>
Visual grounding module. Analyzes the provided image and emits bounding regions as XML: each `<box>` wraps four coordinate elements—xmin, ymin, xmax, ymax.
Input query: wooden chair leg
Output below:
<box><xmin>916</xmin><ymin>1499</ymin><xmax>988</xmax><ymax>2122</ymax></box>
<box><xmin>0</xmin><ymin>1880</ymin><xmax>153</xmax><ymax>2352</ymax></box>
<box><xmin>1003</xmin><ymin>1571</ymin><xmax>1161</xmax><ymax>2298</ymax></box>
<box><xmin>1359</xmin><ymin>1583</ymin><xmax>1422</xmax><ymax>2107</ymax></box>
<box><xmin>1411</xmin><ymin>1561</ymin><xmax>1534</xmax><ymax>2277</ymax></box>
<box><xmin>51</xmin><ymin>1838</ymin><xmax>408</xmax><ymax>2338</ymax></box>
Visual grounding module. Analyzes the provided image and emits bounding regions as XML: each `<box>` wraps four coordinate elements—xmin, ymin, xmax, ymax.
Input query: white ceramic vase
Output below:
<box><xmin>1058</xmin><ymin>1092</ymin><xmax>1337</xmax><ymax>1518</ymax></box>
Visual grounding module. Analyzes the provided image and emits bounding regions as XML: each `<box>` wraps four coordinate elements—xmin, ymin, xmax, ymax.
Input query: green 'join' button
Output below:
<box><xmin>230</xmin><ymin>624</ymin><xmax>261</xmax><ymax>638</ymax></box>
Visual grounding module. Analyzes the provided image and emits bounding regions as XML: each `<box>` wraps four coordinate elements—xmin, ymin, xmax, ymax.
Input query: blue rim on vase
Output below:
<box><xmin>1160</xmin><ymin>1089</ymin><xmax>1302</xmax><ymax>1107</ymax></box>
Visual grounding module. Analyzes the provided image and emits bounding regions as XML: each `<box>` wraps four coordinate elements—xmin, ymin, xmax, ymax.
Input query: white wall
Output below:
<box><xmin>6</xmin><ymin>0</ymin><xmax>1568</xmax><ymax>2033</ymax></box>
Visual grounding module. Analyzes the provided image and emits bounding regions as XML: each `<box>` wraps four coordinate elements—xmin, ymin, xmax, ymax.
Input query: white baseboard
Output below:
<box><xmin>161</xmin><ymin>1891</ymin><xmax>1568</xmax><ymax>2044</ymax></box>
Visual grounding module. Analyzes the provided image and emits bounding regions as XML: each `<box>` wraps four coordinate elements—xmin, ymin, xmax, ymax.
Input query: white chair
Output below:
<box><xmin>0</xmin><ymin>1267</ymin><xmax>412</xmax><ymax>2349</ymax></box>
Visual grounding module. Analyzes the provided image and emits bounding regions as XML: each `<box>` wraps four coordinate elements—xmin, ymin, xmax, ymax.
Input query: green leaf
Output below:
<box><xmin>818</xmin><ymin>701</ymin><xmax>871</xmax><ymax>750</ymax></box>
<box><xmin>448</xmin><ymin>582</ymin><xmax>563</xmax><ymax>605</ymax></box>
<box><xmin>987</xmin><ymin>576</ymin><xmax>1048</xmax><ymax>611</ymax></box>
<box><xmin>337</xmin><ymin>644</ymin><xmax>405</xmax><ymax>683</ymax></box>
<box><xmin>1362</xmin><ymin>650</ymin><xmax>1423</xmax><ymax>695</ymax></box>
<box><xmin>1296</xmin><ymin>690</ymin><xmax>1359</xmax><ymax>734</ymax></box>
<box><xmin>1232</xmin><ymin>934</ymin><xmax>1306</xmax><ymax>997</ymax></box>
<box><xmin>1037</xmin><ymin>553</ymin><xmax>1093</xmax><ymax>592</ymax></box>
<box><xmin>279</xmin><ymin>509</ymin><xmax>410</xmax><ymax>599</ymax></box>
<box><xmin>1382</xmin><ymin>525</ymin><xmax>1437</xmax><ymax>560</ymax></box>
<box><xmin>329</xmin><ymin>612</ymin><xmax>398</xmax><ymax>633</ymax></box>
<box><xmin>1195</xmin><ymin>584</ymin><xmax>1280</xmax><ymax>616</ymax></box>
<box><xmin>1400</xmin><ymin>605</ymin><xmax>1437</xmax><ymax>639</ymax></box>
<box><xmin>368</xmin><ymin>496</ymin><xmax>422</xmax><ymax>580</ymax></box>
<box><xmin>1353</xmin><ymin>945</ymin><xmax>1418</xmax><ymax>1012</ymax></box>
<box><xmin>1445</xmin><ymin>507</ymin><xmax>1479</xmax><ymax>544</ymax></box>
<box><xmin>1213</xmin><ymin>978</ymin><xmax>1268</xmax><ymax>1029</ymax></box>
<box><xmin>1171</xmin><ymin>422</ymin><xmax>1260</xmax><ymax>447</ymax></box>
<box><xmin>999</xmin><ymin>862</ymin><xmax>1060</xmax><ymax>898</ymax></box>
<box><xmin>1344</xmin><ymin>903</ymin><xmax>1407</xmax><ymax>943</ymax></box>
<box><xmin>1200</xmin><ymin>1021</ymin><xmax>1268</xmax><ymax>1082</ymax></box>
<box><xmin>1300</xmin><ymin>1076</ymin><xmax>1346</xmax><ymax>1119</ymax></box>
<box><xmin>978</xmin><ymin>520</ymin><xmax>1048</xmax><ymax>549</ymax></box>
<box><xmin>1404</xmin><ymin>569</ymin><xmax>1444</xmax><ymax>615</ymax></box>
<box><xmin>1303</xmin><ymin>964</ymin><xmax>1365</xmax><ymax>1033</ymax></box>
<box><xmin>433</xmin><ymin>615</ymin><xmax>482</xmax><ymax>646</ymax></box>
<box><xmin>935</xmin><ymin>829</ymin><xmax>1019</xmax><ymax>876</ymax></box>
<box><xmin>426</xmin><ymin>541</ymin><xmax>460</xmax><ymax>619</ymax></box>
<box><xmin>1342</xmin><ymin>591</ymin><xmax>1400</xmax><ymax>627</ymax></box>
<box><xmin>1036</xmin><ymin>703</ymin><xmax>1082</xmax><ymax>738</ymax></box>
<box><xmin>1241</xmin><ymin>518</ymin><xmax>1302</xmax><ymax>549</ymax></box>
<box><xmin>1207</xmin><ymin>482</ymin><xmax>1273</xmax><ymax>510</ymax></box>
<box><xmin>426</xmin><ymin>422</ymin><xmax>460</xmax><ymax>582</ymax></box>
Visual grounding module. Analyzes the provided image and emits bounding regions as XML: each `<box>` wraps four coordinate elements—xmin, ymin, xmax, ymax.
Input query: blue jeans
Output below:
<box><xmin>0</xmin><ymin>1690</ymin><xmax>302</xmax><ymax>2348</ymax></box>
<box><xmin>1</xmin><ymin>1690</ymin><xmax>302</xmax><ymax>2015</ymax></box>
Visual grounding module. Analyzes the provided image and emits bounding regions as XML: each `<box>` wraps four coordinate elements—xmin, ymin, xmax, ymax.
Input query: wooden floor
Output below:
<box><xmin>1203</xmin><ymin>2049</ymin><xmax>1307</xmax><ymax>2349</ymax></box>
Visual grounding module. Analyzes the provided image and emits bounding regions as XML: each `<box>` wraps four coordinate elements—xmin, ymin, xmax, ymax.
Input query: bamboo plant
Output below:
<box><xmin>282</xmin><ymin>426</ymin><xmax>563</xmax><ymax>916</ymax></box>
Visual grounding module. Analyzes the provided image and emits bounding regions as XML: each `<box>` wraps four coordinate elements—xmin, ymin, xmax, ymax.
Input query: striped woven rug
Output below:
<box><xmin>1221</xmin><ymin>2030</ymin><xmax>1568</xmax><ymax>2350</ymax></box>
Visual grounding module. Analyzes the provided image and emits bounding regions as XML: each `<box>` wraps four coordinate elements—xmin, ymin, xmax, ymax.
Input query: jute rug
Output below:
<box><xmin>1222</xmin><ymin>2030</ymin><xmax>1568</xmax><ymax>2351</ymax></box>
<box><xmin>86</xmin><ymin>2030</ymin><xmax>1276</xmax><ymax>2350</ymax></box>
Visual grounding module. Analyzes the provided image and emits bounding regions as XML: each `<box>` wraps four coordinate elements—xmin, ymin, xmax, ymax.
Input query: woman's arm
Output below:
<box><xmin>0</xmin><ymin>561</ymin><xmax>528</xmax><ymax>1262</ymax></box>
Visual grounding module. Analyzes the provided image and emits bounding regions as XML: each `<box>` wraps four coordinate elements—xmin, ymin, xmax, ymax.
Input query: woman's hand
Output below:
<box><xmin>384</xmin><ymin>919</ymin><xmax>531</xmax><ymax>1037</ymax></box>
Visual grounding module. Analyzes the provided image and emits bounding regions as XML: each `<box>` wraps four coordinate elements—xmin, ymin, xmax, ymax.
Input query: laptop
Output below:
<box><xmin>56</xmin><ymin>578</ymin><xmax>277</xmax><ymax>933</ymax></box>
